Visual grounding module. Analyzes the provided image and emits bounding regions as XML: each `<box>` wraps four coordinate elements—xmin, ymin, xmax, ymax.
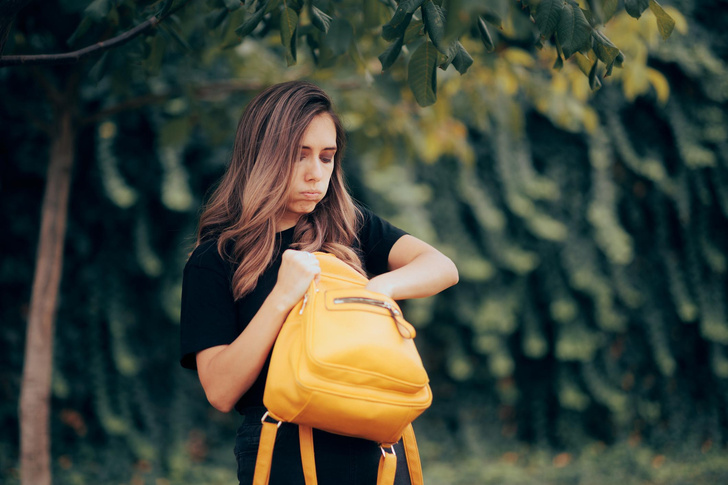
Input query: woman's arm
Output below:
<box><xmin>195</xmin><ymin>250</ymin><xmax>320</xmax><ymax>413</ymax></box>
<box><xmin>365</xmin><ymin>234</ymin><xmax>458</xmax><ymax>300</ymax></box>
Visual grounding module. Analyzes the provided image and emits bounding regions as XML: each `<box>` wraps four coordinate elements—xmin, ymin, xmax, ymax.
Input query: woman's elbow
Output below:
<box><xmin>443</xmin><ymin>256</ymin><xmax>459</xmax><ymax>288</ymax></box>
<box><xmin>206</xmin><ymin>391</ymin><xmax>236</xmax><ymax>413</ymax></box>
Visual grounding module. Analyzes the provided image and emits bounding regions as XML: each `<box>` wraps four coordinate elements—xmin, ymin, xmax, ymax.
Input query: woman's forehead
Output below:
<box><xmin>301</xmin><ymin>114</ymin><xmax>337</xmax><ymax>148</ymax></box>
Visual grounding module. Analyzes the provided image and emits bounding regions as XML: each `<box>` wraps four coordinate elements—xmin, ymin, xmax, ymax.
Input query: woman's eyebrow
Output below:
<box><xmin>301</xmin><ymin>145</ymin><xmax>337</xmax><ymax>151</ymax></box>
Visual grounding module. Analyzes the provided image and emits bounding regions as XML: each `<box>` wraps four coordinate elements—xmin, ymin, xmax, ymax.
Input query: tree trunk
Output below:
<box><xmin>19</xmin><ymin>100</ymin><xmax>75</xmax><ymax>485</ymax></box>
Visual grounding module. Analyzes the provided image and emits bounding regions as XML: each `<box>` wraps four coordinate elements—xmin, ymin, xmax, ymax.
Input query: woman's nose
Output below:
<box><xmin>305</xmin><ymin>157</ymin><xmax>323</xmax><ymax>180</ymax></box>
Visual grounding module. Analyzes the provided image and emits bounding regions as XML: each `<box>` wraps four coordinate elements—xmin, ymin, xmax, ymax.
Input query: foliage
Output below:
<box><xmin>3</xmin><ymin>0</ymin><xmax>728</xmax><ymax>483</ymax></box>
<box><xmin>2</xmin><ymin>0</ymin><xmax>675</xmax><ymax>106</ymax></box>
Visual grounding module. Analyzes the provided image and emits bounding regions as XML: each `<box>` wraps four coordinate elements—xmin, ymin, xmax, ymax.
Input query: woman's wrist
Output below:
<box><xmin>364</xmin><ymin>276</ymin><xmax>394</xmax><ymax>298</ymax></box>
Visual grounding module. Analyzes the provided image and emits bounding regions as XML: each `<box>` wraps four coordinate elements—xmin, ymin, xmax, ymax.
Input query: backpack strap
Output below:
<box><xmin>252</xmin><ymin>414</ymin><xmax>280</xmax><ymax>485</ymax></box>
<box><xmin>299</xmin><ymin>425</ymin><xmax>318</xmax><ymax>485</ymax></box>
<box><xmin>377</xmin><ymin>444</ymin><xmax>397</xmax><ymax>485</ymax></box>
<box><xmin>252</xmin><ymin>417</ymin><xmax>424</xmax><ymax>485</ymax></box>
<box><xmin>402</xmin><ymin>424</ymin><xmax>424</xmax><ymax>485</ymax></box>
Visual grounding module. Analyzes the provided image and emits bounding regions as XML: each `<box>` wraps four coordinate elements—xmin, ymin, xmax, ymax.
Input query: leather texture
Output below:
<box><xmin>254</xmin><ymin>252</ymin><xmax>431</xmax><ymax>485</ymax></box>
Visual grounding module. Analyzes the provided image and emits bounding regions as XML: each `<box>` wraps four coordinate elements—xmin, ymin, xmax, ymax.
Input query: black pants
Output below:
<box><xmin>235</xmin><ymin>407</ymin><xmax>412</xmax><ymax>485</ymax></box>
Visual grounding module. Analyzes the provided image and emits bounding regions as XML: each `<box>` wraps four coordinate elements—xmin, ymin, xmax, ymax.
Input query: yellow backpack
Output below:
<box><xmin>253</xmin><ymin>252</ymin><xmax>432</xmax><ymax>485</ymax></box>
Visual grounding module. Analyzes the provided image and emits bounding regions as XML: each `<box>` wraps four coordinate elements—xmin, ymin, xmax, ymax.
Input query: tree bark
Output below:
<box><xmin>19</xmin><ymin>95</ymin><xmax>75</xmax><ymax>485</ymax></box>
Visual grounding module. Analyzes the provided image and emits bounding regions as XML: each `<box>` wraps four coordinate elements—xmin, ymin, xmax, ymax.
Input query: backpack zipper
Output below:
<box><xmin>333</xmin><ymin>297</ymin><xmax>402</xmax><ymax>319</ymax></box>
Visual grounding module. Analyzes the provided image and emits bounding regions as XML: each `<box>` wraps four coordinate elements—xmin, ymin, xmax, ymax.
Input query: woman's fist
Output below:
<box><xmin>269</xmin><ymin>250</ymin><xmax>321</xmax><ymax>312</ymax></box>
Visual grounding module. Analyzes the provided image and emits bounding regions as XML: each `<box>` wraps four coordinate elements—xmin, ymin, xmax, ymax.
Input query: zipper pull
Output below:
<box><xmin>299</xmin><ymin>293</ymin><xmax>308</xmax><ymax>315</ymax></box>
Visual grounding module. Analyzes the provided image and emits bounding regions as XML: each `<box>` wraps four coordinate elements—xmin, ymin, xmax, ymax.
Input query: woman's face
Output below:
<box><xmin>278</xmin><ymin>113</ymin><xmax>337</xmax><ymax>231</ymax></box>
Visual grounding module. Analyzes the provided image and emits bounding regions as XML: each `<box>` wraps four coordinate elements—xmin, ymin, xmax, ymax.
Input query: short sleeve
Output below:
<box><xmin>357</xmin><ymin>206</ymin><xmax>408</xmax><ymax>276</ymax></box>
<box><xmin>179</xmin><ymin>242</ymin><xmax>238</xmax><ymax>370</ymax></box>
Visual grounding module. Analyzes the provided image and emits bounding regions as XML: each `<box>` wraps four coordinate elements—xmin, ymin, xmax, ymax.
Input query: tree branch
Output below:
<box><xmin>0</xmin><ymin>0</ymin><xmax>192</xmax><ymax>68</ymax></box>
<box><xmin>0</xmin><ymin>16</ymin><xmax>160</xmax><ymax>67</ymax></box>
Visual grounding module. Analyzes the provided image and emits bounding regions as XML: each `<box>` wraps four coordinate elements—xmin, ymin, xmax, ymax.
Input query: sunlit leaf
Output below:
<box><xmin>647</xmin><ymin>67</ymin><xmax>670</xmax><ymax>104</ymax></box>
<box><xmin>649</xmin><ymin>0</ymin><xmax>675</xmax><ymax>40</ymax></box>
<box><xmin>408</xmin><ymin>40</ymin><xmax>439</xmax><ymax>107</ymax></box>
<box><xmin>592</xmin><ymin>30</ymin><xmax>619</xmax><ymax>65</ymax></box>
<box><xmin>600</xmin><ymin>0</ymin><xmax>618</xmax><ymax>21</ymax></box>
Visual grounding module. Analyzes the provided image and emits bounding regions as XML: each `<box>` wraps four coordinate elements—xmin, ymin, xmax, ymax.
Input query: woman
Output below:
<box><xmin>180</xmin><ymin>81</ymin><xmax>458</xmax><ymax>485</ymax></box>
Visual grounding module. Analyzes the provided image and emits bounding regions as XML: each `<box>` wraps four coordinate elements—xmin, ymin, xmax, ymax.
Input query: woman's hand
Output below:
<box><xmin>196</xmin><ymin>249</ymin><xmax>321</xmax><ymax>412</ymax></box>
<box><xmin>268</xmin><ymin>249</ymin><xmax>321</xmax><ymax>312</ymax></box>
<box><xmin>365</xmin><ymin>278</ymin><xmax>394</xmax><ymax>298</ymax></box>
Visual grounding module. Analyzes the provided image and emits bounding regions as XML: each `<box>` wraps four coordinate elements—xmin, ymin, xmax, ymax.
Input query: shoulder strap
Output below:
<box><xmin>253</xmin><ymin>421</ymin><xmax>425</xmax><ymax>485</ymax></box>
<box><xmin>252</xmin><ymin>419</ymin><xmax>279</xmax><ymax>485</ymax></box>
<box><xmin>299</xmin><ymin>425</ymin><xmax>318</xmax><ymax>485</ymax></box>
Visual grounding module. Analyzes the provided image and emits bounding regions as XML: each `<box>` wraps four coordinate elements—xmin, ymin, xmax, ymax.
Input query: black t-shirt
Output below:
<box><xmin>179</xmin><ymin>207</ymin><xmax>407</xmax><ymax>413</ymax></box>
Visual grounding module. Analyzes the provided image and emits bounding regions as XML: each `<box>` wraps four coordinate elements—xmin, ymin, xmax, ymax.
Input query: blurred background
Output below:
<box><xmin>2</xmin><ymin>0</ymin><xmax>728</xmax><ymax>483</ymax></box>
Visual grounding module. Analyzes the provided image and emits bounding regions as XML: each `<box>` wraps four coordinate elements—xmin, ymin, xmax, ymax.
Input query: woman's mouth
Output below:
<box><xmin>300</xmin><ymin>191</ymin><xmax>321</xmax><ymax>200</ymax></box>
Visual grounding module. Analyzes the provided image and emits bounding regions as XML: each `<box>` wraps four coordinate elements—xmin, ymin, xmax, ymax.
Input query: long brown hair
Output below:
<box><xmin>195</xmin><ymin>81</ymin><xmax>363</xmax><ymax>300</ymax></box>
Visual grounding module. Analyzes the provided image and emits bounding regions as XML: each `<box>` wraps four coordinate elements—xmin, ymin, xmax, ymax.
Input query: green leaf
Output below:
<box><xmin>535</xmin><ymin>0</ymin><xmax>564</xmax><ymax>38</ymax></box>
<box><xmin>382</xmin><ymin>0</ymin><xmax>424</xmax><ymax>41</ymax></box>
<box><xmin>323</xmin><ymin>18</ymin><xmax>353</xmax><ymax>57</ymax></box>
<box><xmin>649</xmin><ymin>0</ymin><xmax>675</xmax><ymax>40</ymax></box>
<box><xmin>403</xmin><ymin>19</ymin><xmax>424</xmax><ymax>44</ymax></box>
<box><xmin>556</xmin><ymin>4</ymin><xmax>592</xmax><ymax>58</ymax></box>
<box><xmin>88</xmin><ymin>52</ymin><xmax>109</xmax><ymax>84</ymax></box>
<box><xmin>624</xmin><ymin>0</ymin><xmax>649</xmax><ymax>18</ymax></box>
<box><xmin>482</xmin><ymin>11</ymin><xmax>503</xmax><ymax>29</ymax></box>
<box><xmin>235</xmin><ymin>1</ymin><xmax>269</xmax><ymax>37</ymax></box>
<box><xmin>379</xmin><ymin>35</ymin><xmax>404</xmax><ymax>71</ymax></box>
<box><xmin>408</xmin><ymin>40</ymin><xmax>439</xmax><ymax>107</ymax></box>
<box><xmin>223</xmin><ymin>0</ymin><xmax>242</xmax><ymax>10</ymax></box>
<box><xmin>160</xmin><ymin>23</ymin><xmax>191</xmax><ymax>51</ymax></box>
<box><xmin>280</xmin><ymin>6</ymin><xmax>299</xmax><ymax>66</ymax></box>
<box><xmin>584</xmin><ymin>0</ymin><xmax>603</xmax><ymax>24</ymax></box>
<box><xmin>158</xmin><ymin>0</ymin><xmax>175</xmax><ymax>18</ymax></box>
<box><xmin>599</xmin><ymin>0</ymin><xmax>618</xmax><ymax>21</ymax></box>
<box><xmin>477</xmin><ymin>17</ymin><xmax>495</xmax><ymax>52</ymax></box>
<box><xmin>84</xmin><ymin>0</ymin><xmax>112</xmax><ymax>21</ymax></box>
<box><xmin>67</xmin><ymin>17</ymin><xmax>94</xmax><ymax>46</ymax></box>
<box><xmin>142</xmin><ymin>35</ymin><xmax>166</xmax><ymax>75</ymax></box>
<box><xmin>592</xmin><ymin>30</ymin><xmax>619</xmax><ymax>65</ymax></box>
<box><xmin>310</xmin><ymin>5</ymin><xmax>332</xmax><ymax>33</ymax></box>
<box><xmin>588</xmin><ymin>59</ymin><xmax>602</xmax><ymax>90</ymax></box>
<box><xmin>422</xmin><ymin>0</ymin><xmax>448</xmax><ymax>54</ymax></box>
<box><xmin>206</xmin><ymin>8</ymin><xmax>229</xmax><ymax>29</ymax></box>
<box><xmin>451</xmin><ymin>42</ymin><xmax>473</xmax><ymax>74</ymax></box>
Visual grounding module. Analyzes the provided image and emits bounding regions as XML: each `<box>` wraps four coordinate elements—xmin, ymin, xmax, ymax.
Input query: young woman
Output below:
<box><xmin>180</xmin><ymin>81</ymin><xmax>458</xmax><ymax>485</ymax></box>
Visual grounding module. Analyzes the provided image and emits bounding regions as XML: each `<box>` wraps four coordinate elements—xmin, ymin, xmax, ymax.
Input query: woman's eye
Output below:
<box><xmin>321</xmin><ymin>157</ymin><xmax>333</xmax><ymax>163</ymax></box>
